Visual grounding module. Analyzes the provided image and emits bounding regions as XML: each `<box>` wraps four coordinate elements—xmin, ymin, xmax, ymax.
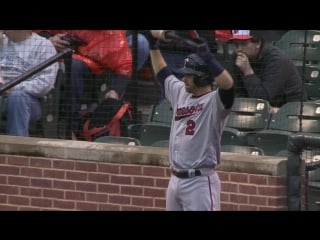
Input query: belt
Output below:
<box><xmin>171</xmin><ymin>168</ymin><xmax>202</xmax><ymax>178</ymax></box>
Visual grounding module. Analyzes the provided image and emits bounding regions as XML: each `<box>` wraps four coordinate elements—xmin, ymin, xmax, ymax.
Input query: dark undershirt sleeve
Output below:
<box><xmin>218</xmin><ymin>86</ymin><xmax>235</xmax><ymax>109</ymax></box>
<box><xmin>157</xmin><ymin>66</ymin><xmax>172</xmax><ymax>89</ymax></box>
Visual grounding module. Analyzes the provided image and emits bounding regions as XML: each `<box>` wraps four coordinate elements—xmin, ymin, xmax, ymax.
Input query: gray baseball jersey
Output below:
<box><xmin>164</xmin><ymin>74</ymin><xmax>231</xmax><ymax>170</ymax></box>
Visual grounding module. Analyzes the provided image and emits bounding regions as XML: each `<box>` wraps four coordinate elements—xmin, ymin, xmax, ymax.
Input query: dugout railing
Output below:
<box><xmin>287</xmin><ymin>133</ymin><xmax>320</xmax><ymax>211</ymax></box>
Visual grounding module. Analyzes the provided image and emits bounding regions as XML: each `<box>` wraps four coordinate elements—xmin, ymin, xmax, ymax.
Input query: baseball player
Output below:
<box><xmin>145</xmin><ymin>31</ymin><xmax>234</xmax><ymax>211</ymax></box>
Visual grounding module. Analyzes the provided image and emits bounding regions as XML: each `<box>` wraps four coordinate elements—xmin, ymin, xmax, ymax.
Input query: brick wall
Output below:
<box><xmin>220</xmin><ymin>172</ymin><xmax>287</xmax><ymax>210</ymax></box>
<box><xmin>0</xmin><ymin>135</ymin><xmax>289</xmax><ymax>210</ymax></box>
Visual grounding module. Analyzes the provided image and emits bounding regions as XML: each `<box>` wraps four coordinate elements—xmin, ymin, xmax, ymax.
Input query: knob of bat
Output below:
<box><xmin>150</xmin><ymin>30</ymin><xmax>172</xmax><ymax>42</ymax></box>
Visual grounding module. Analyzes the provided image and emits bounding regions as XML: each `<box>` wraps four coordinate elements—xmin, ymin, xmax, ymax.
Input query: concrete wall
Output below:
<box><xmin>0</xmin><ymin>135</ymin><xmax>289</xmax><ymax>210</ymax></box>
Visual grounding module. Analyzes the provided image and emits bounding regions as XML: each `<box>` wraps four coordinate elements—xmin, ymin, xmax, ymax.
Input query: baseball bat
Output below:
<box><xmin>0</xmin><ymin>47</ymin><xmax>73</xmax><ymax>94</ymax></box>
<box><xmin>150</xmin><ymin>30</ymin><xmax>201</xmax><ymax>48</ymax></box>
<box><xmin>164</xmin><ymin>31</ymin><xmax>201</xmax><ymax>48</ymax></box>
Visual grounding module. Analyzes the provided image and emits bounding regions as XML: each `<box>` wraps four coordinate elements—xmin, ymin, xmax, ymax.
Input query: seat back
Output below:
<box><xmin>275</xmin><ymin>30</ymin><xmax>320</xmax><ymax>65</ymax></box>
<box><xmin>127</xmin><ymin>99</ymin><xmax>172</xmax><ymax>144</ymax></box>
<box><xmin>253</xmin><ymin>102</ymin><xmax>320</xmax><ymax>156</ymax></box>
<box><xmin>275</xmin><ymin>30</ymin><xmax>320</xmax><ymax>102</ymax></box>
<box><xmin>139</xmin><ymin>122</ymin><xmax>171</xmax><ymax>146</ymax></box>
<box><xmin>149</xmin><ymin>99</ymin><xmax>173</xmax><ymax>124</ymax></box>
<box><xmin>276</xmin><ymin>30</ymin><xmax>320</xmax><ymax>46</ymax></box>
<box><xmin>295</xmin><ymin>64</ymin><xmax>320</xmax><ymax>100</ymax></box>
<box><xmin>226</xmin><ymin>97</ymin><xmax>271</xmax><ymax>131</ymax></box>
<box><xmin>268</xmin><ymin>101</ymin><xmax>320</xmax><ymax>133</ymax></box>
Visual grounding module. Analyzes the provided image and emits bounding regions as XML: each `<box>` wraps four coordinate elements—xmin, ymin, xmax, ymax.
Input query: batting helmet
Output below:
<box><xmin>179</xmin><ymin>53</ymin><xmax>212</xmax><ymax>87</ymax></box>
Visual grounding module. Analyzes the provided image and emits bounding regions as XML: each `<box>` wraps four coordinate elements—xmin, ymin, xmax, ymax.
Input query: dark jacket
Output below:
<box><xmin>229</xmin><ymin>42</ymin><xmax>307</xmax><ymax>107</ymax></box>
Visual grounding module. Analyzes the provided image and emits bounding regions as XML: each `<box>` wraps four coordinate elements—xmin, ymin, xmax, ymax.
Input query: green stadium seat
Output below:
<box><xmin>276</xmin><ymin>30</ymin><xmax>320</xmax><ymax>50</ymax></box>
<box><xmin>221</xmin><ymin>98</ymin><xmax>271</xmax><ymax>146</ymax></box>
<box><xmin>295</xmin><ymin>64</ymin><xmax>320</xmax><ymax>100</ymax></box>
<box><xmin>128</xmin><ymin>99</ymin><xmax>173</xmax><ymax>144</ymax></box>
<box><xmin>151</xmin><ymin>140</ymin><xmax>170</xmax><ymax>148</ymax></box>
<box><xmin>138</xmin><ymin>122</ymin><xmax>171</xmax><ymax>146</ymax></box>
<box><xmin>149</xmin><ymin>99</ymin><xmax>172</xmax><ymax>124</ymax></box>
<box><xmin>275</xmin><ymin>30</ymin><xmax>320</xmax><ymax>65</ymax></box>
<box><xmin>221</xmin><ymin>145</ymin><xmax>264</xmax><ymax>156</ymax></box>
<box><xmin>252</xmin><ymin>101</ymin><xmax>320</xmax><ymax>156</ymax></box>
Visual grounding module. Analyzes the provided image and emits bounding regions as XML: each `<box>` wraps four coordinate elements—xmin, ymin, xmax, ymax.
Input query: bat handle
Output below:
<box><xmin>164</xmin><ymin>31</ymin><xmax>178</xmax><ymax>40</ymax></box>
<box><xmin>150</xmin><ymin>30</ymin><xmax>173</xmax><ymax>42</ymax></box>
<box><xmin>165</xmin><ymin>31</ymin><xmax>201</xmax><ymax>49</ymax></box>
<box><xmin>153</xmin><ymin>30</ymin><xmax>203</xmax><ymax>50</ymax></box>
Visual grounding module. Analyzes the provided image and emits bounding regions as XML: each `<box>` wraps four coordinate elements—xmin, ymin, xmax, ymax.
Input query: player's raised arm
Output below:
<box><xmin>143</xmin><ymin>31</ymin><xmax>167</xmax><ymax>74</ymax></box>
<box><xmin>192</xmin><ymin>38</ymin><xmax>234</xmax><ymax>90</ymax></box>
<box><xmin>149</xmin><ymin>50</ymin><xmax>167</xmax><ymax>75</ymax></box>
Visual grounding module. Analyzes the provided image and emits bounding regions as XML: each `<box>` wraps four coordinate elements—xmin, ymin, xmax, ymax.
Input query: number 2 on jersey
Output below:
<box><xmin>185</xmin><ymin>119</ymin><xmax>195</xmax><ymax>135</ymax></box>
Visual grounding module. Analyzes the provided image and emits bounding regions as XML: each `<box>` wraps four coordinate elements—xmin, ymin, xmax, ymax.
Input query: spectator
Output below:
<box><xmin>36</xmin><ymin>30</ymin><xmax>150</xmax><ymax>138</ymax></box>
<box><xmin>227</xmin><ymin>30</ymin><xmax>307</xmax><ymax>111</ymax></box>
<box><xmin>217</xmin><ymin>30</ymin><xmax>288</xmax><ymax>44</ymax></box>
<box><xmin>105</xmin><ymin>32</ymin><xmax>150</xmax><ymax>100</ymax></box>
<box><xmin>0</xmin><ymin>30</ymin><xmax>59</xmax><ymax>136</ymax></box>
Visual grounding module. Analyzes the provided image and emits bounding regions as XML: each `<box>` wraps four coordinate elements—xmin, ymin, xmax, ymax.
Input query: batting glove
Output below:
<box><xmin>142</xmin><ymin>30</ymin><xmax>160</xmax><ymax>50</ymax></box>
<box><xmin>190</xmin><ymin>37</ymin><xmax>211</xmax><ymax>57</ymax></box>
<box><xmin>191</xmin><ymin>38</ymin><xmax>224</xmax><ymax>78</ymax></box>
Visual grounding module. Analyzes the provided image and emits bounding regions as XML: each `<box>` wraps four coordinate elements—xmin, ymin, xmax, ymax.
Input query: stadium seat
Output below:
<box><xmin>127</xmin><ymin>123</ymin><xmax>142</xmax><ymax>140</ymax></box>
<box><xmin>128</xmin><ymin>99</ymin><xmax>173</xmax><ymax>145</ymax></box>
<box><xmin>221</xmin><ymin>145</ymin><xmax>264</xmax><ymax>156</ymax></box>
<box><xmin>221</xmin><ymin>98</ymin><xmax>271</xmax><ymax>146</ymax></box>
<box><xmin>151</xmin><ymin>140</ymin><xmax>170</xmax><ymax>148</ymax></box>
<box><xmin>138</xmin><ymin>122</ymin><xmax>171</xmax><ymax>146</ymax></box>
<box><xmin>274</xmin><ymin>30</ymin><xmax>320</xmax><ymax>103</ymax></box>
<box><xmin>276</xmin><ymin>30</ymin><xmax>320</xmax><ymax>50</ymax></box>
<box><xmin>149</xmin><ymin>99</ymin><xmax>173</xmax><ymax>124</ymax></box>
<box><xmin>252</xmin><ymin>101</ymin><xmax>320</xmax><ymax>156</ymax></box>
<box><xmin>295</xmin><ymin>64</ymin><xmax>320</xmax><ymax>101</ymax></box>
<box><xmin>275</xmin><ymin>30</ymin><xmax>320</xmax><ymax>65</ymax></box>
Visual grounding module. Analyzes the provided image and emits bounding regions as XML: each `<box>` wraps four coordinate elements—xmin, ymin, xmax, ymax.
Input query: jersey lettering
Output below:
<box><xmin>175</xmin><ymin>103</ymin><xmax>204</xmax><ymax>120</ymax></box>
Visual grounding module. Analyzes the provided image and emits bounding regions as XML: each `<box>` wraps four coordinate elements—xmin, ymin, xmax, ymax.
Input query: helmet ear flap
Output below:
<box><xmin>194</xmin><ymin>74</ymin><xmax>212</xmax><ymax>87</ymax></box>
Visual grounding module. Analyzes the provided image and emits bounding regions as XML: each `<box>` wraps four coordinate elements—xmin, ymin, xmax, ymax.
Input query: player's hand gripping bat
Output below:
<box><xmin>150</xmin><ymin>30</ymin><xmax>200</xmax><ymax>48</ymax></box>
<box><xmin>150</xmin><ymin>30</ymin><xmax>209</xmax><ymax>55</ymax></box>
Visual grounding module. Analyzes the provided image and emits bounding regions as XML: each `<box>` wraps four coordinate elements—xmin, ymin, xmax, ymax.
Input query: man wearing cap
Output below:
<box><xmin>227</xmin><ymin>30</ymin><xmax>306</xmax><ymax>111</ymax></box>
